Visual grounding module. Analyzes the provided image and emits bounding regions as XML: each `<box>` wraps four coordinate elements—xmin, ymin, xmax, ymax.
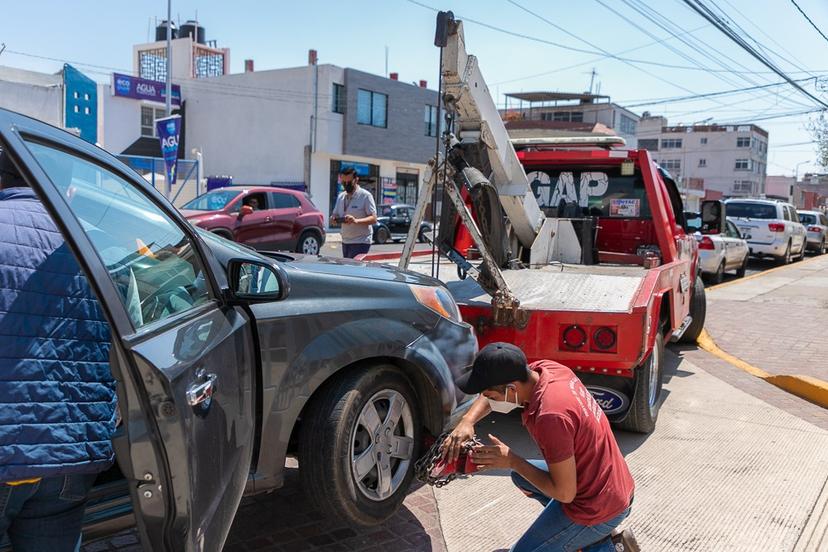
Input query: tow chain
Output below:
<box><xmin>414</xmin><ymin>432</ymin><xmax>482</xmax><ymax>487</ymax></box>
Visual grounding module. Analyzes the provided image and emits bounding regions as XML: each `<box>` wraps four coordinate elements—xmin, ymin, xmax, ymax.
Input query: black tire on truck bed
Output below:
<box><xmin>617</xmin><ymin>332</ymin><xmax>664</xmax><ymax>434</ymax></box>
<box><xmin>298</xmin><ymin>365</ymin><xmax>421</xmax><ymax>526</ymax></box>
<box><xmin>680</xmin><ymin>275</ymin><xmax>706</xmax><ymax>344</ymax></box>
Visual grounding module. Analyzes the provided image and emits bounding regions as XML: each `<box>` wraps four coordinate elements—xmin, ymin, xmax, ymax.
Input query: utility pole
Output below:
<box><xmin>588</xmin><ymin>68</ymin><xmax>597</xmax><ymax>95</ymax></box>
<box><xmin>385</xmin><ymin>45</ymin><xmax>389</xmax><ymax>77</ymax></box>
<box><xmin>165</xmin><ymin>0</ymin><xmax>172</xmax><ymax>116</ymax></box>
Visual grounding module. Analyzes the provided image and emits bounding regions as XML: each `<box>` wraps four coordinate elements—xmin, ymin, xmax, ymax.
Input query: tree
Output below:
<box><xmin>807</xmin><ymin>113</ymin><xmax>828</xmax><ymax>168</ymax></box>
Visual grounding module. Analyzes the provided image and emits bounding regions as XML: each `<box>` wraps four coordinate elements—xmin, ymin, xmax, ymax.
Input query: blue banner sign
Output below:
<box><xmin>113</xmin><ymin>73</ymin><xmax>181</xmax><ymax>105</ymax></box>
<box><xmin>156</xmin><ymin>115</ymin><xmax>181</xmax><ymax>186</ymax></box>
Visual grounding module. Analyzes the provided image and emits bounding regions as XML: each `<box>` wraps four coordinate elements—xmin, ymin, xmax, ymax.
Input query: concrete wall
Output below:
<box><xmin>182</xmin><ymin>64</ymin><xmax>344</xmax><ymax>187</ymax></box>
<box><xmin>343</xmin><ymin>69</ymin><xmax>438</xmax><ymax>164</ymax></box>
<box><xmin>99</xmin><ymin>87</ymin><xmax>148</xmax><ymax>154</ymax></box>
<box><xmin>0</xmin><ymin>66</ymin><xmax>63</xmax><ymax>128</ymax></box>
<box><xmin>766</xmin><ymin>175</ymin><xmax>795</xmax><ymax>200</ymax></box>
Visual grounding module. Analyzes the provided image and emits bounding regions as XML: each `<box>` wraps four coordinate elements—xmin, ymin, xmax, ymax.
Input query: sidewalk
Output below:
<box><xmin>435</xmin><ymin>350</ymin><xmax>828</xmax><ymax>551</ymax></box>
<box><xmin>704</xmin><ymin>255</ymin><xmax>828</xmax><ymax>382</ymax></box>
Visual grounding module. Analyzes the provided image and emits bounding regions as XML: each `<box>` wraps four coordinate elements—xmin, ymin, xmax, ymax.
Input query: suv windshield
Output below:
<box><xmin>799</xmin><ymin>213</ymin><xmax>817</xmax><ymax>225</ymax></box>
<box><xmin>183</xmin><ymin>189</ymin><xmax>242</xmax><ymax>211</ymax></box>
<box><xmin>726</xmin><ymin>202</ymin><xmax>777</xmax><ymax>219</ymax></box>
<box><xmin>381</xmin><ymin>206</ymin><xmax>393</xmax><ymax>216</ymax></box>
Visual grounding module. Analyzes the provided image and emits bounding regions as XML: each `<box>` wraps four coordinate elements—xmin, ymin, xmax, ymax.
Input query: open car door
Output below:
<box><xmin>0</xmin><ymin>108</ymin><xmax>257</xmax><ymax>551</ymax></box>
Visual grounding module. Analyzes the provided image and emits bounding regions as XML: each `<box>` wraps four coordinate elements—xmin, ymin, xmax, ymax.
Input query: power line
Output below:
<box><xmin>789</xmin><ymin>0</ymin><xmax>828</xmax><ymax>45</ymax></box>
<box><xmin>403</xmin><ymin>0</ymin><xmax>826</xmax><ymax>76</ymax></box>
<box><xmin>620</xmin><ymin>78</ymin><xmax>814</xmax><ymax>108</ymax></box>
<box><xmin>681</xmin><ymin>0</ymin><xmax>828</xmax><ymax>109</ymax></box>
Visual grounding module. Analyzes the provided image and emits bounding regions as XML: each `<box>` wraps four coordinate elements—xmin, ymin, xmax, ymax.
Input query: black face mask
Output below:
<box><xmin>344</xmin><ymin>182</ymin><xmax>356</xmax><ymax>194</ymax></box>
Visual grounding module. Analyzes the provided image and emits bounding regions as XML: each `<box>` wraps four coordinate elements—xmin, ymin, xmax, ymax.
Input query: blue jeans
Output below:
<box><xmin>0</xmin><ymin>473</ymin><xmax>97</xmax><ymax>552</ymax></box>
<box><xmin>342</xmin><ymin>242</ymin><xmax>372</xmax><ymax>259</ymax></box>
<box><xmin>510</xmin><ymin>460</ymin><xmax>631</xmax><ymax>552</ymax></box>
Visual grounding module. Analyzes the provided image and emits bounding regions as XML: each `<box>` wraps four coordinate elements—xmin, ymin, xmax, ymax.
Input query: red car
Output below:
<box><xmin>181</xmin><ymin>186</ymin><xmax>326</xmax><ymax>254</ymax></box>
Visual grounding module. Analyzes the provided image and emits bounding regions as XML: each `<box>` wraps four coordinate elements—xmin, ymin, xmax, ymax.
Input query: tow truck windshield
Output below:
<box><xmin>529</xmin><ymin>168</ymin><xmax>651</xmax><ymax>218</ymax></box>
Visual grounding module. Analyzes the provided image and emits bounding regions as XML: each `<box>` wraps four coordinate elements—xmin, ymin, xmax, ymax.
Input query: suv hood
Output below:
<box><xmin>276</xmin><ymin>253</ymin><xmax>441</xmax><ymax>286</ymax></box>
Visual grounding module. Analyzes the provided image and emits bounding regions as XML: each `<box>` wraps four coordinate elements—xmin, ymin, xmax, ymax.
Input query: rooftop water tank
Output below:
<box><xmin>155</xmin><ymin>20</ymin><xmax>177</xmax><ymax>42</ymax></box>
<box><xmin>179</xmin><ymin>20</ymin><xmax>206</xmax><ymax>44</ymax></box>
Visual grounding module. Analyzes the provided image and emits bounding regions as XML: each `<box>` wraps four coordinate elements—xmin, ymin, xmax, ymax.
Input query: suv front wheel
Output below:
<box><xmin>299</xmin><ymin>366</ymin><xmax>421</xmax><ymax>526</ymax></box>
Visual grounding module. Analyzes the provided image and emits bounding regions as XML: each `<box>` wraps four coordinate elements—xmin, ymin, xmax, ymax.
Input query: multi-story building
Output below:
<box><xmin>0</xmin><ymin>64</ymin><xmax>98</xmax><ymax>144</ymax></box>
<box><xmin>501</xmin><ymin>92</ymin><xmax>641</xmax><ymax>146</ymax></box>
<box><xmin>637</xmin><ymin>114</ymin><xmax>769</xmax><ymax>199</ymax></box>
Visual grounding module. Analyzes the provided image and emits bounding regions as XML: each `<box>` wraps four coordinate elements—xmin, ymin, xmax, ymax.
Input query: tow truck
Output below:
<box><xmin>366</xmin><ymin>11</ymin><xmax>720</xmax><ymax>433</ymax></box>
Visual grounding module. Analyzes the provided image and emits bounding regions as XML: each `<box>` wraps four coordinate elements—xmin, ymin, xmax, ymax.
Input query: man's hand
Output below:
<box><xmin>343</xmin><ymin>214</ymin><xmax>356</xmax><ymax>224</ymax></box>
<box><xmin>471</xmin><ymin>434</ymin><xmax>515</xmax><ymax>470</ymax></box>
<box><xmin>441</xmin><ymin>420</ymin><xmax>476</xmax><ymax>463</ymax></box>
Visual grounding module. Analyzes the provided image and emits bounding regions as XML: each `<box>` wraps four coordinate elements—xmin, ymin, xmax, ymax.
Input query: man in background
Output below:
<box><xmin>330</xmin><ymin>167</ymin><xmax>377</xmax><ymax>258</ymax></box>
<box><xmin>0</xmin><ymin>149</ymin><xmax>117</xmax><ymax>551</ymax></box>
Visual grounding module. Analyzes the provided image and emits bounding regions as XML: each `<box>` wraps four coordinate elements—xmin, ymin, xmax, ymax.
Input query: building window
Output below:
<box><xmin>698</xmin><ymin>159</ymin><xmax>707</xmax><ymax>167</ymax></box>
<box><xmin>356</xmin><ymin>89</ymin><xmax>387</xmax><ymax>128</ymax></box>
<box><xmin>139</xmin><ymin>47</ymin><xmax>168</xmax><ymax>81</ymax></box>
<box><xmin>737</xmin><ymin>136</ymin><xmax>750</xmax><ymax>148</ymax></box>
<box><xmin>735</xmin><ymin>159</ymin><xmax>751</xmax><ymax>171</ymax></box>
<box><xmin>73</xmin><ymin>91</ymin><xmax>79</xmax><ymax>99</ymax></box>
<box><xmin>619</xmin><ymin>114</ymin><xmax>637</xmax><ymax>135</ymax></box>
<box><xmin>733</xmin><ymin>180</ymin><xmax>754</xmax><ymax>194</ymax></box>
<box><xmin>661</xmin><ymin>138</ymin><xmax>683</xmax><ymax>149</ymax></box>
<box><xmin>193</xmin><ymin>46</ymin><xmax>226</xmax><ymax>78</ymax></box>
<box><xmin>425</xmin><ymin>105</ymin><xmax>439</xmax><ymax>137</ymax></box>
<box><xmin>700</xmin><ymin>137</ymin><xmax>708</xmax><ymax>145</ymax></box>
<box><xmin>73</xmin><ymin>105</ymin><xmax>79</xmax><ymax>113</ymax></box>
<box><xmin>660</xmin><ymin>159</ymin><xmax>681</xmax><ymax>172</ymax></box>
<box><xmin>84</xmin><ymin>93</ymin><xmax>90</xmax><ymax>101</ymax></box>
<box><xmin>638</xmin><ymin>139</ymin><xmax>659</xmax><ymax>151</ymax></box>
<box><xmin>84</xmin><ymin>107</ymin><xmax>90</xmax><ymax>115</ymax></box>
<box><xmin>140</xmin><ymin>106</ymin><xmax>166</xmax><ymax>138</ymax></box>
<box><xmin>570</xmin><ymin>111</ymin><xmax>583</xmax><ymax>123</ymax></box>
<box><xmin>332</xmin><ymin>83</ymin><xmax>345</xmax><ymax>114</ymax></box>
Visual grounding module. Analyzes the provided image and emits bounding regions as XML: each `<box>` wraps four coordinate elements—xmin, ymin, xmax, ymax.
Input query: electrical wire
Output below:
<box><xmin>789</xmin><ymin>0</ymin><xmax>828</xmax><ymax>46</ymax></box>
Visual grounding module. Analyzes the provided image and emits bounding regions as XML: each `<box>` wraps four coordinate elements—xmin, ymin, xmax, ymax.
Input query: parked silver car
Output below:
<box><xmin>798</xmin><ymin>210</ymin><xmax>828</xmax><ymax>255</ymax></box>
<box><xmin>695</xmin><ymin>218</ymin><xmax>750</xmax><ymax>284</ymax></box>
<box><xmin>726</xmin><ymin>199</ymin><xmax>807</xmax><ymax>265</ymax></box>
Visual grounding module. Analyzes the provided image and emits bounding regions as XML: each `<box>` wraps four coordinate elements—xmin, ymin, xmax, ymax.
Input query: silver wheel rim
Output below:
<box><xmin>648</xmin><ymin>344</ymin><xmax>660</xmax><ymax>408</ymax></box>
<box><xmin>350</xmin><ymin>389</ymin><xmax>414</xmax><ymax>502</ymax></box>
<box><xmin>302</xmin><ymin>236</ymin><xmax>319</xmax><ymax>255</ymax></box>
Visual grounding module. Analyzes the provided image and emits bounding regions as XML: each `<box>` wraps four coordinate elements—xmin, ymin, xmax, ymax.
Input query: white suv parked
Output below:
<box><xmin>725</xmin><ymin>199</ymin><xmax>807</xmax><ymax>265</ymax></box>
<box><xmin>798</xmin><ymin>210</ymin><xmax>828</xmax><ymax>255</ymax></box>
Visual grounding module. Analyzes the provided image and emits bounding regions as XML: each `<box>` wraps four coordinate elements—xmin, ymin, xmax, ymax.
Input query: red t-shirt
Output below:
<box><xmin>521</xmin><ymin>360</ymin><xmax>635</xmax><ymax>526</ymax></box>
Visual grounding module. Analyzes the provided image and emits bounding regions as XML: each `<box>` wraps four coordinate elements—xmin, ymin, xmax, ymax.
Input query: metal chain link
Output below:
<box><xmin>415</xmin><ymin>432</ymin><xmax>481</xmax><ymax>487</ymax></box>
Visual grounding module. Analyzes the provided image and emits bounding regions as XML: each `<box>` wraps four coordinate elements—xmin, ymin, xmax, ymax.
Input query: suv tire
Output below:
<box><xmin>299</xmin><ymin>366</ymin><xmax>421</xmax><ymax>526</ymax></box>
<box><xmin>820</xmin><ymin>239</ymin><xmax>827</xmax><ymax>256</ymax></box>
<box><xmin>617</xmin><ymin>331</ymin><xmax>664</xmax><ymax>434</ymax></box>
<box><xmin>778</xmin><ymin>242</ymin><xmax>792</xmax><ymax>265</ymax></box>
<box><xmin>680</xmin><ymin>275</ymin><xmax>706</xmax><ymax>344</ymax></box>
<box><xmin>297</xmin><ymin>231</ymin><xmax>321</xmax><ymax>255</ymax></box>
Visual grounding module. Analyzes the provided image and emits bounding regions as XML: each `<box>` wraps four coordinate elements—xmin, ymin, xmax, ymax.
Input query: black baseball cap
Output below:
<box><xmin>455</xmin><ymin>342</ymin><xmax>529</xmax><ymax>394</ymax></box>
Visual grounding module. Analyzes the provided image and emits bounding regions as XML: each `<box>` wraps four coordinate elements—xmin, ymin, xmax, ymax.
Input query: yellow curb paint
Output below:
<box><xmin>697</xmin><ymin>329</ymin><xmax>828</xmax><ymax>409</ymax></box>
<box><xmin>707</xmin><ymin>253</ymin><xmax>823</xmax><ymax>292</ymax></box>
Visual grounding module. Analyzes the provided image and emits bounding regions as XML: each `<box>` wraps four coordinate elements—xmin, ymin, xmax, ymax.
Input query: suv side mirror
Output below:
<box><xmin>239</xmin><ymin>205</ymin><xmax>254</xmax><ymax>217</ymax></box>
<box><xmin>701</xmin><ymin>200</ymin><xmax>726</xmax><ymax>235</ymax></box>
<box><xmin>227</xmin><ymin>259</ymin><xmax>287</xmax><ymax>302</ymax></box>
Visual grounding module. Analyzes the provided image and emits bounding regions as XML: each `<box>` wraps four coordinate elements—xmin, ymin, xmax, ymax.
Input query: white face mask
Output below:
<box><xmin>488</xmin><ymin>386</ymin><xmax>521</xmax><ymax>414</ymax></box>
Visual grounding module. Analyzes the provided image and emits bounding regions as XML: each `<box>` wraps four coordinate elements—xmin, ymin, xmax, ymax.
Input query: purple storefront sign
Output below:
<box><xmin>112</xmin><ymin>73</ymin><xmax>181</xmax><ymax>105</ymax></box>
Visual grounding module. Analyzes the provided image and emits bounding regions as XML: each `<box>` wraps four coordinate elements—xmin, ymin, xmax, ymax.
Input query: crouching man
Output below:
<box><xmin>444</xmin><ymin>342</ymin><xmax>635</xmax><ymax>552</ymax></box>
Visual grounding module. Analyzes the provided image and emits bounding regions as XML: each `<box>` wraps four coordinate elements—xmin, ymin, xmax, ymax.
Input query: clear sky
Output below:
<box><xmin>2</xmin><ymin>0</ymin><xmax>827</xmax><ymax>176</ymax></box>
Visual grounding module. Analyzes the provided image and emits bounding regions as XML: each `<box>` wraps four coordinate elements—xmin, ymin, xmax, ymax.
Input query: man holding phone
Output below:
<box><xmin>444</xmin><ymin>342</ymin><xmax>636</xmax><ymax>551</ymax></box>
<box><xmin>330</xmin><ymin>167</ymin><xmax>377</xmax><ymax>258</ymax></box>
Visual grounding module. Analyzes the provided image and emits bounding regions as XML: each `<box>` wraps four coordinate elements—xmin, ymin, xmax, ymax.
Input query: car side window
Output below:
<box><xmin>269</xmin><ymin>192</ymin><xmax>300</xmax><ymax>209</ymax></box>
<box><xmin>789</xmin><ymin>207</ymin><xmax>799</xmax><ymax>223</ymax></box>
<box><xmin>24</xmin><ymin>140</ymin><xmax>212</xmax><ymax>330</ymax></box>
<box><xmin>726</xmin><ymin>221</ymin><xmax>739</xmax><ymax>238</ymax></box>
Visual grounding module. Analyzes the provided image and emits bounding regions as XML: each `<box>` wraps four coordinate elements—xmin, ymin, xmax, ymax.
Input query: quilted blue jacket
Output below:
<box><xmin>0</xmin><ymin>187</ymin><xmax>116</xmax><ymax>481</ymax></box>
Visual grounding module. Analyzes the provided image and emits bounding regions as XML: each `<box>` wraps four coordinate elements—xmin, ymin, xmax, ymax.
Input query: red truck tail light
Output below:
<box><xmin>808</xmin><ymin>225</ymin><xmax>822</xmax><ymax>233</ymax></box>
<box><xmin>592</xmin><ymin>327</ymin><xmax>617</xmax><ymax>352</ymax></box>
<box><xmin>560</xmin><ymin>325</ymin><xmax>587</xmax><ymax>350</ymax></box>
<box><xmin>698</xmin><ymin>236</ymin><xmax>715</xmax><ymax>250</ymax></box>
<box><xmin>768</xmin><ymin>222</ymin><xmax>785</xmax><ymax>232</ymax></box>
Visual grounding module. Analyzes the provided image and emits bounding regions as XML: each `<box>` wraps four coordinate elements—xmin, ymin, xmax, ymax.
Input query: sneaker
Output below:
<box><xmin>611</xmin><ymin>528</ymin><xmax>640</xmax><ymax>552</ymax></box>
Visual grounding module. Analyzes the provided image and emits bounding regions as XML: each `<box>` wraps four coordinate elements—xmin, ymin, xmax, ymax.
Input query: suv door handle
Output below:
<box><xmin>187</xmin><ymin>370</ymin><xmax>218</xmax><ymax>406</ymax></box>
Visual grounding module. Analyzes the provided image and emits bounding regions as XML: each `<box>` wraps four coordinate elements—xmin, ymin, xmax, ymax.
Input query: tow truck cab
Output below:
<box><xmin>451</xmin><ymin>141</ymin><xmax>709</xmax><ymax>432</ymax></box>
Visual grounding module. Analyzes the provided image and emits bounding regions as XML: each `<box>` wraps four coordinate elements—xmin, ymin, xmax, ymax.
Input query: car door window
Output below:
<box><xmin>269</xmin><ymin>192</ymin><xmax>300</xmax><ymax>209</ymax></box>
<box><xmin>726</xmin><ymin>221</ymin><xmax>740</xmax><ymax>239</ymax></box>
<box><xmin>24</xmin><ymin>140</ymin><xmax>211</xmax><ymax>329</ymax></box>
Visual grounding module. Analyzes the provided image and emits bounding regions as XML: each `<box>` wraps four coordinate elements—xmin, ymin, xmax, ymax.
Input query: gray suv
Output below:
<box><xmin>0</xmin><ymin>108</ymin><xmax>477</xmax><ymax>551</ymax></box>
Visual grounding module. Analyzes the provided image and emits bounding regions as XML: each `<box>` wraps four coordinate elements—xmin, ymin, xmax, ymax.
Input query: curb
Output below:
<box><xmin>697</xmin><ymin>329</ymin><xmax>828</xmax><ymax>409</ymax></box>
<box><xmin>706</xmin><ymin>252</ymin><xmax>823</xmax><ymax>292</ymax></box>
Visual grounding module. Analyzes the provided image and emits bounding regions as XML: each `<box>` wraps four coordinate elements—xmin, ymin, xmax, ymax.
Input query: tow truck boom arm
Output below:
<box><xmin>442</xmin><ymin>17</ymin><xmax>544</xmax><ymax>248</ymax></box>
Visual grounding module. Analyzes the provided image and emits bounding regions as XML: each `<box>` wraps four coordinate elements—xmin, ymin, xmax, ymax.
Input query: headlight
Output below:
<box><xmin>409</xmin><ymin>284</ymin><xmax>462</xmax><ymax>322</ymax></box>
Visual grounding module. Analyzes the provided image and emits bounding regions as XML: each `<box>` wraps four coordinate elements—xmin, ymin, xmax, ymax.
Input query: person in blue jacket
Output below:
<box><xmin>0</xmin><ymin>149</ymin><xmax>117</xmax><ymax>551</ymax></box>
